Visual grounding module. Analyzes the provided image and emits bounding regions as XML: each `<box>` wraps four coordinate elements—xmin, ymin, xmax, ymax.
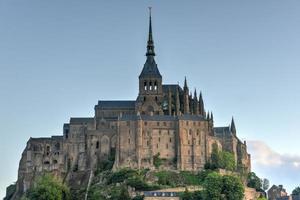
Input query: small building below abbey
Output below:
<box><xmin>13</xmin><ymin>11</ymin><xmax>251</xmax><ymax>199</ymax></box>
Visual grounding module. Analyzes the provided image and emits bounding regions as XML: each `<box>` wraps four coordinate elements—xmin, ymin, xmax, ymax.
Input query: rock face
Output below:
<box><xmin>10</xmin><ymin>12</ymin><xmax>251</xmax><ymax>199</ymax></box>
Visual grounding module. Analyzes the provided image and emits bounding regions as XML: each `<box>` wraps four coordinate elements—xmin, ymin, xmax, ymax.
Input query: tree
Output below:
<box><xmin>220</xmin><ymin>151</ymin><xmax>236</xmax><ymax>171</ymax></box>
<box><xmin>261</xmin><ymin>178</ymin><xmax>270</xmax><ymax>191</ymax></box>
<box><xmin>247</xmin><ymin>172</ymin><xmax>262</xmax><ymax>191</ymax></box>
<box><xmin>292</xmin><ymin>186</ymin><xmax>300</xmax><ymax>195</ymax></box>
<box><xmin>24</xmin><ymin>173</ymin><xmax>71</xmax><ymax>200</ymax></box>
<box><xmin>211</xmin><ymin>143</ymin><xmax>221</xmax><ymax>169</ymax></box>
<box><xmin>222</xmin><ymin>175</ymin><xmax>244</xmax><ymax>200</ymax></box>
<box><xmin>204</xmin><ymin>172</ymin><xmax>244</xmax><ymax>200</ymax></box>
<box><xmin>118</xmin><ymin>186</ymin><xmax>131</xmax><ymax>200</ymax></box>
<box><xmin>203</xmin><ymin>172</ymin><xmax>223</xmax><ymax>200</ymax></box>
<box><xmin>153</xmin><ymin>153</ymin><xmax>162</xmax><ymax>169</ymax></box>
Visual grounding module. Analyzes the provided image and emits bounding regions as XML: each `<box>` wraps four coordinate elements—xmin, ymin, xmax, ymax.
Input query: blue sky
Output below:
<box><xmin>1</xmin><ymin>0</ymin><xmax>300</xmax><ymax>198</ymax></box>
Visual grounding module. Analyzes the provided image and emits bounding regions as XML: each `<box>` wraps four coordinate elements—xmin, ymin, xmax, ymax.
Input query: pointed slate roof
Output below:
<box><xmin>139</xmin><ymin>8</ymin><xmax>162</xmax><ymax>79</ymax></box>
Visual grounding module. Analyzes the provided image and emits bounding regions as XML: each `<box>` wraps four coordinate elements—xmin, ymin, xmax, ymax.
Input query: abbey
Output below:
<box><xmin>13</xmin><ymin>11</ymin><xmax>251</xmax><ymax>198</ymax></box>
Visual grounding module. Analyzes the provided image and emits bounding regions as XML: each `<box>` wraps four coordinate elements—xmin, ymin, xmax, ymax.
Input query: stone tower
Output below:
<box><xmin>136</xmin><ymin>8</ymin><xmax>163</xmax><ymax>115</ymax></box>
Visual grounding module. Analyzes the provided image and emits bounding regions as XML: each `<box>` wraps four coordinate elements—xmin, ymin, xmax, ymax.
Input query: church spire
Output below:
<box><xmin>184</xmin><ymin>76</ymin><xmax>188</xmax><ymax>90</ymax></box>
<box><xmin>146</xmin><ymin>7</ymin><xmax>155</xmax><ymax>56</ymax></box>
<box><xmin>199</xmin><ymin>92</ymin><xmax>205</xmax><ymax>116</ymax></box>
<box><xmin>231</xmin><ymin>117</ymin><xmax>236</xmax><ymax>135</ymax></box>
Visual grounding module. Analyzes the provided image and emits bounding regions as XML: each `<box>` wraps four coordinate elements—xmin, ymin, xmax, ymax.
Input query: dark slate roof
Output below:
<box><xmin>139</xmin><ymin>57</ymin><xmax>162</xmax><ymax>78</ymax></box>
<box><xmin>120</xmin><ymin>114</ymin><xmax>206</xmax><ymax>121</ymax></box>
<box><xmin>30</xmin><ymin>135</ymin><xmax>63</xmax><ymax>141</ymax></box>
<box><xmin>179</xmin><ymin>114</ymin><xmax>206</xmax><ymax>121</ymax></box>
<box><xmin>70</xmin><ymin>117</ymin><xmax>94</xmax><ymax>124</ymax></box>
<box><xmin>214</xmin><ymin>126</ymin><xmax>232</xmax><ymax>136</ymax></box>
<box><xmin>162</xmin><ymin>84</ymin><xmax>183</xmax><ymax>93</ymax></box>
<box><xmin>97</xmin><ymin>101</ymin><xmax>135</xmax><ymax>109</ymax></box>
<box><xmin>51</xmin><ymin>136</ymin><xmax>63</xmax><ymax>140</ymax></box>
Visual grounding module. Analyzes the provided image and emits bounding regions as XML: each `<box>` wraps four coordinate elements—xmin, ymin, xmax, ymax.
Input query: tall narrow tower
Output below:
<box><xmin>136</xmin><ymin>8</ymin><xmax>163</xmax><ymax>115</ymax></box>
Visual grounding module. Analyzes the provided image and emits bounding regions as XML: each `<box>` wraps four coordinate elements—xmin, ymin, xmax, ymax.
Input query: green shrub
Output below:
<box><xmin>24</xmin><ymin>173</ymin><xmax>71</xmax><ymax>200</ymax></box>
<box><xmin>155</xmin><ymin>171</ymin><xmax>183</xmax><ymax>187</ymax></box>
<box><xmin>132</xmin><ymin>195</ymin><xmax>144</xmax><ymax>200</ymax></box>
<box><xmin>153</xmin><ymin>153</ymin><xmax>162</xmax><ymax>169</ymax></box>
<box><xmin>4</xmin><ymin>183</ymin><xmax>16</xmax><ymax>200</ymax></box>
<box><xmin>107</xmin><ymin>168</ymin><xmax>138</xmax><ymax>184</ymax></box>
<box><xmin>180</xmin><ymin>171</ymin><xmax>201</xmax><ymax>185</ymax></box>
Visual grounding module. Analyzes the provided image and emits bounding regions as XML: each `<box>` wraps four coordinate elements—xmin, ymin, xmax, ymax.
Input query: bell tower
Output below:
<box><xmin>136</xmin><ymin>8</ymin><xmax>163</xmax><ymax>115</ymax></box>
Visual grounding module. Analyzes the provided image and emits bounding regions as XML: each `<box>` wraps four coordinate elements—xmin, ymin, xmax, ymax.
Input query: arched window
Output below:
<box><xmin>154</xmin><ymin>81</ymin><xmax>157</xmax><ymax>90</ymax></box>
<box><xmin>144</xmin><ymin>81</ymin><xmax>147</xmax><ymax>90</ymax></box>
<box><xmin>149</xmin><ymin>81</ymin><xmax>153</xmax><ymax>90</ymax></box>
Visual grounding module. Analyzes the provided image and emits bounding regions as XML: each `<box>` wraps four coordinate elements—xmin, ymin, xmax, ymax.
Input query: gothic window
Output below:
<box><xmin>169</xmin><ymin>138</ymin><xmax>172</xmax><ymax>143</ymax></box>
<box><xmin>155</xmin><ymin>96</ymin><xmax>158</xmax><ymax>102</ymax></box>
<box><xmin>144</xmin><ymin>81</ymin><xmax>147</xmax><ymax>90</ymax></box>
<box><xmin>55</xmin><ymin>143</ymin><xmax>60</xmax><ymax>151</ymax></box>
<box><xmin>144</xmin><ymin>96</ymin><xmax>146</xmax><ymax>102</ymax></box>
<box><xmin>154</xmin><ymin>81</ymin><xmax>157</xmax><ymax>90</ymax></box>
<box><xmin>128</xmin><ymin>138</ymin><xmax>130</xmax><ymax>144</ymax></box>
<box><xmin>96</xmin><ymin>141</ymin><xmax>99</xmax><ymax>149</ymax></box>
<box><xmin>149</xmin><ymin>81</ymin><xmax>153</xmax><ymax>90</ymax></box>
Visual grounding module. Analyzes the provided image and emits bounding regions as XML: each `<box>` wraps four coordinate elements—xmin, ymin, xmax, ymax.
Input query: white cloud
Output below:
<box><xmin>247</xmin><ymin>140</ymin><xmax>300</xmax><ymax>193</ymax></box>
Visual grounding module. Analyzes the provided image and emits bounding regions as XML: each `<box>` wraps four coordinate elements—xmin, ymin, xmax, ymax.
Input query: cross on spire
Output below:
<box><xmin>146</xmin><ymin>7</ymin><xmax>155</xmax><ymax>56</ymax></box>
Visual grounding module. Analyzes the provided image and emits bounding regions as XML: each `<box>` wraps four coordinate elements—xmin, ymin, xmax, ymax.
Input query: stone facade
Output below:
<box><xmin>268</xmin><ymin>185</ymin><xmax>289</xmax><ymax>200</ymax></box>
<box><xmin>11</xmin><ymin>12</ymin><xmax>251</xmax><ymax>199</ymax></box>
